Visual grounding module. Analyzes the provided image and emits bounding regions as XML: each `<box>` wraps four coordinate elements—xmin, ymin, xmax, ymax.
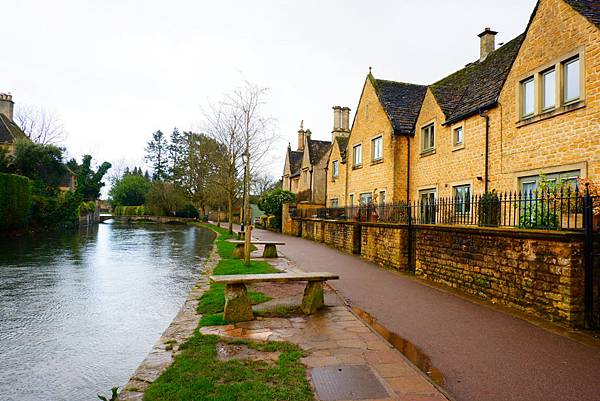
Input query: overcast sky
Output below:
<box><xmin>1</xmin><ymin>0</ymin><xmax>536</xmax><ymax>183</ymax></box>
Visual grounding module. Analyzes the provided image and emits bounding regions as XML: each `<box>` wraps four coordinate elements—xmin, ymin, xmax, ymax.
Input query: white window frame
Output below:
<box><xmin>453</xmin><ymin>184</ymin><xmax>471</xmax><ymax>215</ymax></box>
<box><xmin>541</xmin><ymin>67</ymin><xmax>556</xmax><ymax>111</ymax></box>
<box><xmin>332</xmin><ymin>160</ymin><xmax>339</xmax><ymax>179</ymax></box>
<box><xmin>421</xmin><ymin>123</ymin><xmax>435</xmax><ymax>153</ymax></box>
<box><xmin>353</xmin><ymin>144</ymin><xmax>362</xmax><ymax>167</ymax></box>
<box><xmin>521</xmin><ymin>77</ymin><xmax>535</xmax><ymax>118</ymax></box>
<box><xmin>372</xmin><ymin>136</ymin><xmax>383</xmax><ymax>161</ymax></box>
<box><xmin>563</xmin><ymin>56</ymin><xmax>581</xmax><ymax>104</ymax></box>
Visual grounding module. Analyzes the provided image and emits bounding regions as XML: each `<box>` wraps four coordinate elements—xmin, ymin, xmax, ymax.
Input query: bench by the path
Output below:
<box><xmin>228</xmin><ymin>240</ymin><xmax>285</xmax><ymax>258</ymax></box>
<box><xmin>210</xmin><ymin>272</ymin><xmax>339</xmax><ymax>322</ymax></box>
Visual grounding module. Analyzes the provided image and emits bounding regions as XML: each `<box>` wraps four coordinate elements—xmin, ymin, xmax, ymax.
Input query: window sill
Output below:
<box><xmin>352</xmin><ymin>165</ymin><xmax>363</xmax><ymax>170</ymax></box>
<box><xmin>517</xmin><ymin>100</ymin><xmax>585</xmax><ymax>127</ymax></box>
<box><xmin>371</xmin><ymin>159</ymin><xmax>384</xmax><ymax>166</ymax></box>
<box><xmin>452</xmin><ymin>144</ymin><xmax>465</xmax><ymax>152</ymax></box>
<box><xmin>420</xmin><ymin>149</ymin><xmax>436</xmax><ymax>157</ymax></box>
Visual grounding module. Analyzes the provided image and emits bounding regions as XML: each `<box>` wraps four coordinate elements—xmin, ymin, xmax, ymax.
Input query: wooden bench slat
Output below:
<box><xmin>227</xmin><ymin>240</ymin><xmax>286</xmax><ymax>245</ymax></box>
<box><xmin>210</xmin><ymin>272</ymin><xmax>339</xmax><ymax>285</ymax></box>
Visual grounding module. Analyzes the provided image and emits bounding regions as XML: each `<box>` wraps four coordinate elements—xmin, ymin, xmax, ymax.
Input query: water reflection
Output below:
<box><xmin>0</xmin><ymin>224</ymin><xmax>214</xmax><ymax>401</ymax></box>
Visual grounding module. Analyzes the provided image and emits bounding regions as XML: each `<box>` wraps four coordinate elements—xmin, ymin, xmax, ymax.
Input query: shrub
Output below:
<box><xmin>267</xmin><ymin>215</ymin><xmax>276</xmax><ymax>228</ymax></box>
<box><xmin>478</xmin><ymin>191</ymin><xmax>500</xmax><ymax>227</ymax></box>
<box><xmin>258</xmin><ymin>189</ymin><xmax>296</xmax><ymax>230</ymax></box>
<box><xmin>0</xmin><ymin>173</ymin><xmax>32</xmax><ymax>229</ymax></box>
<box><xmin>109</xmin><ymin>175</ymin><xmax>150</xmax><ymax>206</ymax></box>
<box><xmin>113</xmin><ymin>205</ymin><xmax>146</xmax><ymax>216</ymax></box>
<box><xmin>175</xmin><ymin>204</ymin><xmax>199</xmax><ymax>218</ymax></box>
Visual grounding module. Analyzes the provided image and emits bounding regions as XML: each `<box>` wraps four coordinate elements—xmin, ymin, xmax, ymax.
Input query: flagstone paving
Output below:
<box><xmin>201</xmin><ymin>243</ymin><xmax>449</xmax><ymax>401</ymax></box>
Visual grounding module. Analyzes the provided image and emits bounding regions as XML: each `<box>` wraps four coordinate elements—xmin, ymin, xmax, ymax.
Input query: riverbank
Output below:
<box><xmin>118</xmin><ymin>223</ymin><xmax>449</xmax><ymax>401</ymax></box>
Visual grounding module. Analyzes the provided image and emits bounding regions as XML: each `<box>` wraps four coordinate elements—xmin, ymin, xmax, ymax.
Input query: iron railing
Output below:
<box><xmin>291</xmin><ymin>187</ymin><xmax>599</xmax><ymax>231</ymax></box>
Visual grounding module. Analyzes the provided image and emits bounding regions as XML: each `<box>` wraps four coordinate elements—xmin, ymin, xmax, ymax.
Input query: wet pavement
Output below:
<box><xmin>247</xmin><ymin>226</ymin><xmax>600</xmax><ymax>401</ymax></box>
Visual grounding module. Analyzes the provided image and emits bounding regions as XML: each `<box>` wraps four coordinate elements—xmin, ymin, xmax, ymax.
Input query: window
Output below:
<box><xmin>419</xmin><ymin>188</ymin><xmax>437</xmax><ymax>224</ymax></box>
<box><xmin>564</xmin><ymin>56</ymin><xmax>580</xmax><ymax>103</ymax></box>
<box><xmin>542</xmin><ymin>68</ymin><xmax>556</xmax><ymax>110</ymax></box>
<box><xmin>349</xmin><ymin>194</ymin><xmax>354</xmax><ymax>206</ymax></box>
<box><xmin>522</xmin><ymin>77</ymin><xmax>535</xmax><ymax>117</ymax></box>
<box><xmin>453</xmin><ymin>126</ymin><xmax>464</xmax><ymax>147</ymax></box>
<box><xmin>379</xmin><ymin>190</ymin><xmax>386</xmax><ymax>206</ymax></box>
<box><xmin>360</xmin><ymin>193</ymin><xmax>372</xmax><ymax>205</ymax></box>
<box><xmin>353</xmin><ymin>144</ymin><xmax>362</xmax><ymax>167</ymax></box>
<box><xmin>331</xmin><ymin>198</ymin><xmax>339</xmax><ymax>208</ymax></box>
<box><xmin>332</xmin><ymin>160</ymin><xmax>339</xmax><ymax>178</ymax></box>
<box><xmin>519</xmin><ymin>170</ymin><xmax>581</xmax><ymax>194</ymax></box>
<box><xmin>453</xmin><ymin>184</ymin><xmax>471</xmax><ymax>214</ymax></box>
<box><xmin>372</xmin><ymin>136</ymin><xmax>383</xmax><ymax>161</ymax></box>
<box><xmin>421</xmin><ymin>123</ymin><xmax>435</xmax><ymax>152</ymax></box>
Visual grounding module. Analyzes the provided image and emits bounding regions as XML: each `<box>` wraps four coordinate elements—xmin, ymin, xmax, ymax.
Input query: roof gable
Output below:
<box><xmin>564</xmin><ymin>0</ymin><xmax>600</xmax><ymax>28</ymax></box>
<box><xmin>430</xmin><ymin>33</ymin><xmax>524</xmax><ymax>125</ymax></box>
<box><xmin>335</xmin><ymin>136</ymin><xmax>348</xmax><ymax>163</ymax></box>
<box><xmin>288</xmin><ymin>148</ymin><xmax>303</xmax><ymax>176</ymax></box>
<box><xmin>0</xmin><ymin>114</ymin><xmax>28</xmax><ymax>144</ymax></box>
<box><xmin>307</xmin><ymin>139</ymin><xmax>332</xmax><ymax>165</ymax></box>
<box><xmin>370</xmin><ymin>77</ymin><xmax>427</xmax><ymax>135</ymax></box>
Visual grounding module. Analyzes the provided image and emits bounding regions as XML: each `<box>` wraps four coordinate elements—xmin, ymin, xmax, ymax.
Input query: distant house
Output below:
<box><xmin>0</xmin><ymin>93</ymin><xmax>28</xmax><ymax>155</ymax></box>
<box><xmin>282</xmin><ymin>109</ymin><xmax>348</xmax><ymax>204</ymax></box>
<box><xmin>0</xmin><ymin>92</ymin><xmax>76</xmax><ymax>191</ymax></box>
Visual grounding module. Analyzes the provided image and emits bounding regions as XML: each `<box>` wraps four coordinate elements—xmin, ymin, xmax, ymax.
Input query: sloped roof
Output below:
<box><xmin>564</xmin><ymin>0</ymin><xmax>600</xmax><ymax>28</ymax></box>
<box><xmin>335</xmin><ymin>136</ymin><xmax>349</xmax><ymax>162</ymax></box>
<box><xmin>307</xmin><ymin>139</ymin><xmax>331</xmax><ymax>165</ymax></box>
<box><xmin>372</xmin><ymin>79</ymin><xmax>427</xmax><ymax>135</ymax></box>
<box><xmin>430</xmin><ymin>33</ymin><xmax>524</xmax><ymax>125</ymax></box>
<box><xmin>0</xmin><ymin>113</ymin><xmax>28</xmax><ymax>144</ymax></box>
<box><xmin>288</xmin><ymin>148</ymin><xmax>303</xmax><ymax>176</ymax></box>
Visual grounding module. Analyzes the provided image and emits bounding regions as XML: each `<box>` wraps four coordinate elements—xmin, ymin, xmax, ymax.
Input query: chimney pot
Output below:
<box><xmin>478</xmin><ymin>27</ymin><xmax>497</xmax><ymax>61</ymax></box>
<box><xmin>0</xmin><ymin>92</ymin><xmax>14</xmax><ymax>121</ymax></box>
<box><xmin>297</xmin><ymin>121</ymin><xmax>305</xmax><ymax>151</ymax></box>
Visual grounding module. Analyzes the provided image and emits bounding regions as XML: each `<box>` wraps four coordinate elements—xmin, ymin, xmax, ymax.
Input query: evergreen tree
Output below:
<box><xmin>145</xmin><ymin>130</ymin><xmax>169</xmax><ymax>181</ymax></box>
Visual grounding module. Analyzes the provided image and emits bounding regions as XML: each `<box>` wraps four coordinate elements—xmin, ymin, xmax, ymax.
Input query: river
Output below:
<box><xmin>0</xmin><ymin>223</ymin><xmax>215</xmax><ymax>401</ymax></box>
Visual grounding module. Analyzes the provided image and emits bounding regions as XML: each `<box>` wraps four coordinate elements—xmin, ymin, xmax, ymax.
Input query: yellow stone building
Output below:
<box><xmin>328</xmin><ymin>0</ymin><xmax>600</xmax><ymax>208</ymax></box>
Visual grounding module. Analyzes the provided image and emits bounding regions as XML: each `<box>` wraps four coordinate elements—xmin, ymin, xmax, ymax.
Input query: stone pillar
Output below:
<box><xmin>224</xmin><ymin>284</ymin><xmax>254</xmax><ymax>322</ymax></box>
<box><xmin>332</xmin><ymin>106</ymin><xmax>342</xmax><ymax>131</ymax></box>
<box><xmin>301</xmin><ymin>281</ymin><xmax>324</xmax><ymax>314</ymax></box>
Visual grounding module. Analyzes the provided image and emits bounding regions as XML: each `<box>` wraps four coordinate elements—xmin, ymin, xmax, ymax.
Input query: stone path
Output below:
<box><xmin>247</xmin><ymin>225</ymin><xmax>600</xmax><ymax>401</ymax></box>
<box><xmin>201</xmin><ymin>242</ymin><xmax>450</xmax><ymax>401</ymax></box>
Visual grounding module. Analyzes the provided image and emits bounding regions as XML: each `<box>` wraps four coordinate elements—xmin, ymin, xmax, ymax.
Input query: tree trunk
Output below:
<box><xmin>227</xmin><ymin>192</ymin><xmax>233</xmax><ymax>234</ymax></box>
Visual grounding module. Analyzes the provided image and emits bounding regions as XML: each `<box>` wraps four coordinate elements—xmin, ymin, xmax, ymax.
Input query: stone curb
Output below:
<box><xmin>117</xmin><ymin>233</ymin><xmax>220</xmax><ymax>401</ymax></box>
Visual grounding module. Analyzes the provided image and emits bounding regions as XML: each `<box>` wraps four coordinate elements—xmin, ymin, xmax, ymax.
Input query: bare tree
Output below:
<box><xmin>251</xmin><ymin>173</ymin><xmax>277</xmax><ymax>197</ymax></box>
<box><xmin>14</xmin><ymin>105</ymin><xmax>67</xmax><ymax>145</ymax></box>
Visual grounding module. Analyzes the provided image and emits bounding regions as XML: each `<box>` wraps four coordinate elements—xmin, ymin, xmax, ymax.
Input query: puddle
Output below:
<box><xmin>352</xmin><ymin>307</ymin><xmax>446</xmax><ymax>386</ymax></box>
<box><xmin>216</xmin><ymin>342</ymin><xmax>280</xmax><ymax>363</ymax></box>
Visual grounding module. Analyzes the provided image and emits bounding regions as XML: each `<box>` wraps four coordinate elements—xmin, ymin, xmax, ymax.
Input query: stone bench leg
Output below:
<box><xmin>232</xmin><ymin>244</ymin><xmax>245</xmax><ymax>259</ymax></box>
<box><xmin>262</xmin><ymin>244</ymin><xmax>278</xmax><ymax>258</ymax></box>
<box><xmin>223</xmin><ymin>283</ymin><xmax>254</xmax><ymax>322</ymax></box>
<box><xmin>301</xmin><ymin>280</ymin><xmax>325</xmax><ymax>314</ymax></box>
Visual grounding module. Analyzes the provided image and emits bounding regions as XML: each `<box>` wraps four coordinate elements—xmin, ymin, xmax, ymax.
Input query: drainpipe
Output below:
<box><xmin>479</xmin><ymin>109</ymin><xmax>490</xmax><ymax>194</ymax></box>
<box><xmin>309</xmin><ymin>168</ymin><xmax>313</xmax><ymax>203</ymax></box>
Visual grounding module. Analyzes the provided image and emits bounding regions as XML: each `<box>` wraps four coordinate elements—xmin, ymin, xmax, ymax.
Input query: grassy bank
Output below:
<box><xmin>142</xmin><ymin>223</ymin><xmax>315</xmax><ymax>401</ymax></box>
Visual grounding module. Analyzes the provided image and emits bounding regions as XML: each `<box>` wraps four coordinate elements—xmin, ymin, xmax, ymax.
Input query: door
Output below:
<box><xmin>419</xmin><ymin>189</ymin><xmax>436</xmax><ymax>224</ymax></box>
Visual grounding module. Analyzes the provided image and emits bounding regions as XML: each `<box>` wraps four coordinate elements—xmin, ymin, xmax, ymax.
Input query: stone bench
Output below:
<box><xmin>228</xmin><ymin>240</ymin><xmax>286</xmax><ymax>258</ymax></box>
<box><xmin>210</xmin><ymin>272</ymin><xmax>339</xmax><ymax>322</ymax></box>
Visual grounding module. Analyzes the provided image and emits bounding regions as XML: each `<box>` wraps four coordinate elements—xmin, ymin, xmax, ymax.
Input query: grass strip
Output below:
<box><xmin>143</xmin><ymin>333</ymin><xmax>314</xmax><ymax>401</ymax></box>
<box><xmin>142</xmin><ymin>223</ymin><xmax>314</xmax><ymax>401</ymax></box>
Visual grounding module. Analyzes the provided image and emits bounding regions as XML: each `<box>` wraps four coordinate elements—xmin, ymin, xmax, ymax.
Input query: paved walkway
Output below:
<box><xmin>249</xmin><ymin>227</ymin><xmax>600</xmax><ymax>401</ymax></box>
<box><xmin>201</xmin><ymin>243</ymin><xmax>449</xmax><ymax>401</ymax></box>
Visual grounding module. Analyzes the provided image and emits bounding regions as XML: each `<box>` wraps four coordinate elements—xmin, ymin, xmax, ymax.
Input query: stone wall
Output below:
<box><xmin>321</xmin><ymin>220</ymin><xmax>361</xmax><ymax>254</ymax></box>
<box><xmin>415</xmin><ymin>225</ymin><xmax>585</xmax><ymax>326</ymax></box>
<box><xmin>289</xmin><ymin>217</ymin><xmax>590</xmax><ymax>327</ymax></box>
<box><xmin>360</xmin><ymin>223</ymin><xmax>411</xmax><ymax>271</ymax></box>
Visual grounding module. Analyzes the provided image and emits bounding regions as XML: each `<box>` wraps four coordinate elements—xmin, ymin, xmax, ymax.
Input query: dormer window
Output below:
<box><xmin>332</xmin><ymin>160</ymin><xmax>339</xmax><ymax>178</ymax></box>
<box><xmin>421</xmin><ymin>123</ymin><xmax>435</xmax><ymax>153</ymax></box>
<box><xmin>353</xmin><ymin>144</ymin><xmax>362</xmax><ymax>168</ymax></box>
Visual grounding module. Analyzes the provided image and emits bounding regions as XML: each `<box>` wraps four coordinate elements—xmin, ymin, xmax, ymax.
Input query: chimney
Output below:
<box><xmin>478</xmin><ymin>28</ymin><xmax>497</xmax><ymax>61</ymax></box>
<box><xmin>0</xmin><ymin>93</ymin><xmax>14</xmax><ymax>121</ymax></box>
<box><xmin>332</xmin><ymin>106</ymin><xmax>342</xmax><ymax>131</ymax></box>
<box><xmin>332</xmin><ymin>105</ymin><xmax>351</xmax><ymax>142</ymax></box>
<box><xmin>341</xmin><ymin>107</ymin><xmax>350</xmax><ymax>131</ymax></box>
<box><xmin>297</xmin><ymin>120</ymin><xmax>305</xmax><ymax>151</ymax></box>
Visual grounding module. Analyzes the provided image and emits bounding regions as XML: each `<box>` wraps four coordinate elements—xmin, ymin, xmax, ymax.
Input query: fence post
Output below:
<box><xmin>407</xmin><ymin>202</ymin><xmax>415</xmax><ymax>273</ymax></box>
<box><xmin>583</xmin><ymin>183</ymin><xmax>594</xmax><ymax>329</ymax></box>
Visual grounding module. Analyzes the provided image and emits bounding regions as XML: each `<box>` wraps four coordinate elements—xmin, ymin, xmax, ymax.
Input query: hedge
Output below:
<box><xmin>0</xmin><ymin>173</ymin><xmax>32</xmax><ymax>229</ymax></box>
<box><xmin>113</xmin><ymin>205</ymin><xmax>147</xmax><ymax>216</ymax></box>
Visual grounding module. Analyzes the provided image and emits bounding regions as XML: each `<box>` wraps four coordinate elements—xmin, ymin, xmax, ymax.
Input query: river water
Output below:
<box><xmin>0</xmin><ymin>223</ymin><xmax>215</xmax><ymax>401</ymax></box>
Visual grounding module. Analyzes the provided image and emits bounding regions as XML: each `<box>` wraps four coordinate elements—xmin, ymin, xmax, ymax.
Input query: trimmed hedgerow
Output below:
<box><xmin>113</xmin><ymin>205</ymin><xmax>147</xmax><ymax>216</ymax></box>
<box><xmin>0</xmin><ymin>173</ymin><xmax>32</xmax><ymax>229</ymax></box>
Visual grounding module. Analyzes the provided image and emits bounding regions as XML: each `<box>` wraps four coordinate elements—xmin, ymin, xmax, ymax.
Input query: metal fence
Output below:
<box><xmin>292</xmin><ymin>186</ymin><xmax>600</xmax><ymax>231</ymax></box>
